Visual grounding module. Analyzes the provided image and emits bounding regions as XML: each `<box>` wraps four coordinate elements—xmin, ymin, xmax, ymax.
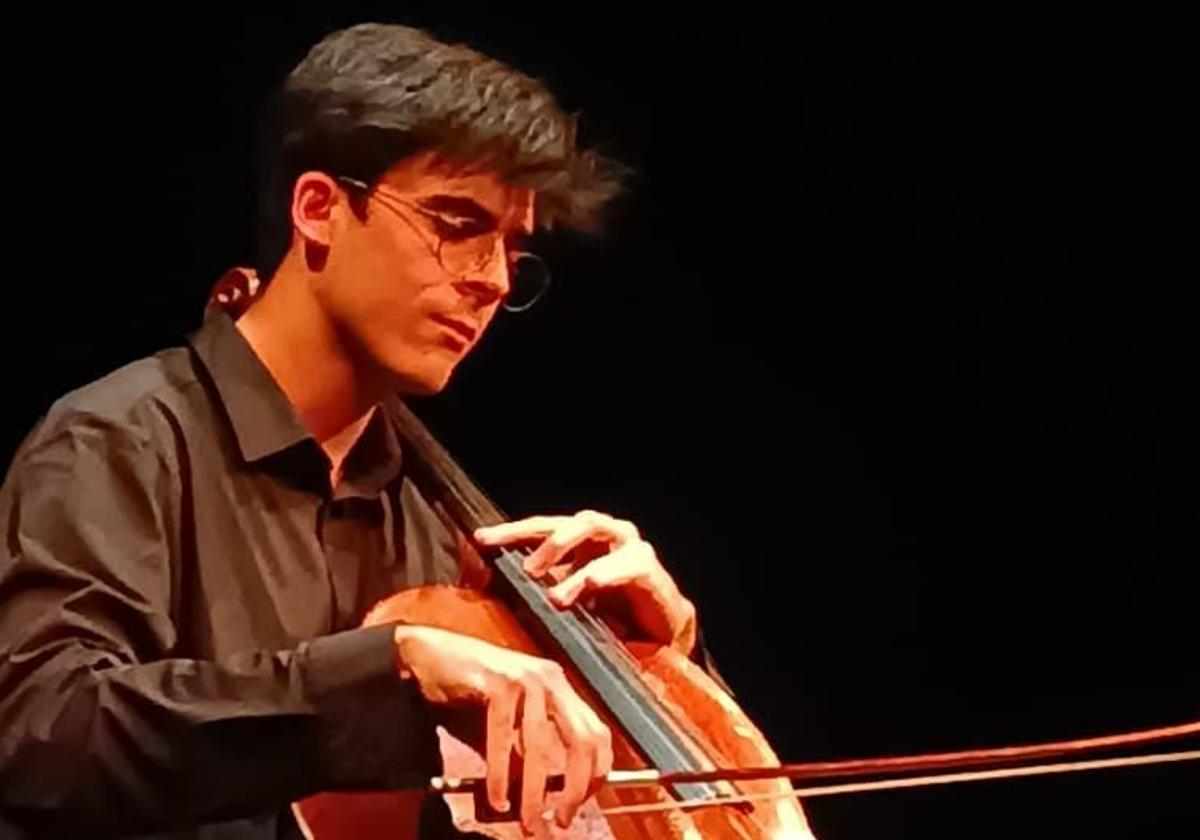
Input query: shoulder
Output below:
<box><xmin>10</xmin><ymin>345</ymin><xmax>210</xmax><ymax>468</ymax></box>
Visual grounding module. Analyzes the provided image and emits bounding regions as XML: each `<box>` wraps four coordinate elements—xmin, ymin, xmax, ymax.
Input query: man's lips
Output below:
<box><xmin>429</xmin><ymin>313</ymin><xmax>478</xmax><ymax>343</ymax></box>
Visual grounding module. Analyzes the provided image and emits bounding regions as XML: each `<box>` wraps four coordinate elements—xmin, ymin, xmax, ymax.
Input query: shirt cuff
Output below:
<box><xmin>298</xmin><ymin>623</ymin><xmax>440</xmax><ymax>790</ymax></box>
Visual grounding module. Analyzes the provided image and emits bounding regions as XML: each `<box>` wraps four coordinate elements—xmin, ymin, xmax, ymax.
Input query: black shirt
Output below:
<box><xmin>0</xmin><ymin>310</ymin><xmax>468</xmax><ymax>837</ymax></box>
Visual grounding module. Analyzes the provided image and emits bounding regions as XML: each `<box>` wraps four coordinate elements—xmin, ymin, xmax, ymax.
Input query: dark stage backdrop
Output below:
<box><xmin>1</xmin><ymin>10</ymin><xmax>1195</xmax><ymax>839</ymax></box>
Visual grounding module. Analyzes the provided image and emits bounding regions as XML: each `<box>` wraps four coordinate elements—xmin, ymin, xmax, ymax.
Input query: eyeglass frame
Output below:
<box><xmin>333</xmin><ymin>175</ymin><xmax>550</xmax><ymax>313</ymax></box>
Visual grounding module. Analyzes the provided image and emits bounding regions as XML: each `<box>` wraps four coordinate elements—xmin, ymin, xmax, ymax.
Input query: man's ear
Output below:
<box><xmin>290</xmin><ymin>171</ymin><xmax>340</xmax><ymax>247</ymax></box>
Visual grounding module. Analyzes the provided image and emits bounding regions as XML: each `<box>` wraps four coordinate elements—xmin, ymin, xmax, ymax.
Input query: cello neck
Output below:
<box><xmin>388</xmin><ymin>398</ymin><xmax>727</xmax><ymax>802</ymax></box>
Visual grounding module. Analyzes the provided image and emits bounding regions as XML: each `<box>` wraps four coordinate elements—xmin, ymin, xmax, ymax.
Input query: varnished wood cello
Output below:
<box><xmin>204</xmin><ymin>270</ymin><xmax>1199</xmax><ymax>838</ymax></box>
<box><xmin>289</xmin><ymin>396</ymin><xmax>1200</xmax><ymax>838</ymax></box>
<box><xmin>293</xmin><ymin>394</ymin><xmax>816</xmax><ymax>839</ymax></box>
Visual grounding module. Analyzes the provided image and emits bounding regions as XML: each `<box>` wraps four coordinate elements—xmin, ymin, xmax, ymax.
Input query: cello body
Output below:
<box><xmin>295</xmin><ymin>585</ymin><xmax>814</xmax><ymax>839</ymax></box>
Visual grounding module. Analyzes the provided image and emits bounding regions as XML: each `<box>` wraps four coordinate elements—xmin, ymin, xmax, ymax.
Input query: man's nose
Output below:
<box><xmin>455</xmin><ymin>273</ymin><xmax>506</xmax><ymax>307</ymax></box>
<box><xmin>454</xmin><ymin>243</ymin><xmax>510</xmax><ymax>306</ymax></box>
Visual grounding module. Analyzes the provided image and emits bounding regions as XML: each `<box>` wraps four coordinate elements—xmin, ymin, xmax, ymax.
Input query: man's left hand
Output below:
<box><xmin>474</xmin><ymin>511</ymin><xmax>697</xmax><ymax>655</ymax></box>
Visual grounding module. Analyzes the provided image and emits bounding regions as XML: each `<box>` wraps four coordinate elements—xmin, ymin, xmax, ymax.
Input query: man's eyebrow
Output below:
<box><xmin>417</xmin><ymin>194</ymin><xmax>499</xmax><ymax>227</ymax></box>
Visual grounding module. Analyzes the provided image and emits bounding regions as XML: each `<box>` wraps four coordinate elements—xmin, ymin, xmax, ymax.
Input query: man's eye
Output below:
<box><xmin>429</xmin><ymin>215</ymin><xmax>488</xmax><ymax>241</ymax></box>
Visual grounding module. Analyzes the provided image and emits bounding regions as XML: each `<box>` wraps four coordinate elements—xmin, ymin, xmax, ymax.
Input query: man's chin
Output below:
<box><xmin>398</xmin><ymin>378</ymin><xmax>445</xmax><ymax>396</ymax></box>
<box><xmin>382</xmin><ymin>362</ymin><xmax>454</xmax><ymax>396</ymax></box>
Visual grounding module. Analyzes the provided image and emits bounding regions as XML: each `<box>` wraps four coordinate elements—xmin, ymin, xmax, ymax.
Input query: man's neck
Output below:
<box><xmin>234</xmin><ymin>259</ymin><xmax>383</xmax><ymax>472</ymax></box>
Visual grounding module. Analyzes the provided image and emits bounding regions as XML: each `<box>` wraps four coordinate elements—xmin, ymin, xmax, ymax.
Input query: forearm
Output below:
<box><xmin>0</xmin><ymin>625</ymin><xmax>438</xmax><ymax>835</ymax></box>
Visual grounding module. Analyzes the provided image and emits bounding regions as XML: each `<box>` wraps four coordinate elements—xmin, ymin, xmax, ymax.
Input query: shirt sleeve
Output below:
<box><xmin>0</xmin><ymin>416</ymin><xmax>440</xmax><ymax>836</ymax></box>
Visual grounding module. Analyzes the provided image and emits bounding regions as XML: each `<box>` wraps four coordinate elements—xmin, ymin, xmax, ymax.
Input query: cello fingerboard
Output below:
<box><xmin>391</xmin><ymin>397</ymin><xmax>728</xmax><ymax>805</ymax></box>
<box><xmin>491</xmin><ymin>548</ymin><xmax>725</xmax><ymax>804</ymax></box>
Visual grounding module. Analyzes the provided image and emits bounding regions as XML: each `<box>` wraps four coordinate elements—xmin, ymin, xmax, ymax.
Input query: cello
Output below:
<box><xmin>289</xmin><ymin>396</ymin><xmax>1200</xmax><ymax>839</ymax></box>
<box><xmin>204</xmin><ymin>270</ymin><xmax>1198</xmax><ymax>838</ymax></box>
<box><xmin>292</xmin><ymin>392</ymin><xmax>816</xmax><ymax>839</ymax></box>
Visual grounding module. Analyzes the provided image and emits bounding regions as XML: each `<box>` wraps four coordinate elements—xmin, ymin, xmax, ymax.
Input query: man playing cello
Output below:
<box><xmin>0</xmin><ymin>21</ymin><xmax>810</xmax><ymax>840</ymax></box>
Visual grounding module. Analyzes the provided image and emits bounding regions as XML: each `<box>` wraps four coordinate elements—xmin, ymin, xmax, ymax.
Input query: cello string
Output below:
<box><xmin>595</xmin><ymin>749</ymin><xmax>1200</xmax><ymax>816</ymax></box>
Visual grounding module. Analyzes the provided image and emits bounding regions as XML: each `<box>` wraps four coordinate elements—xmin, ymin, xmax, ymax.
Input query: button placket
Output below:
<box><xmin>318</xmin><ymin>496</ymin><xmax>391</xmax><ymax>631</ymax></box>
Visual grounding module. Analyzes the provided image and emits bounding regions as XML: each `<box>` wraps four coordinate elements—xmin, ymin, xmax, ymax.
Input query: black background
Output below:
<box><xmin>1</xmin><ymin>9</ymin><xmax>1195</xmax><ymax>839</ymax></box>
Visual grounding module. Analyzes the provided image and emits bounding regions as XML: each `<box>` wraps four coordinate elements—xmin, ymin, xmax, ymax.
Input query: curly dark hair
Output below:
<box><xmin>254</xmin><ymin>22</ymin><xmax>626</xmax><ymax>280</ymax></box>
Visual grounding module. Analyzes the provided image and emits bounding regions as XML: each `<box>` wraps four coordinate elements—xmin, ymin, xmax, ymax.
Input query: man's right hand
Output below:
<box><xmin>392</xmin><ymin>625</ymin><xmax>613</xmax><ymax>835</ymax></box>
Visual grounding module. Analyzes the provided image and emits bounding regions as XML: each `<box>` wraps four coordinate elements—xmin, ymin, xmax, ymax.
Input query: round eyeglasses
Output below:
<box><xmin>336</xmin><ymin>176</ymin><xmax>551</xmax><ymax>313</ymax></box>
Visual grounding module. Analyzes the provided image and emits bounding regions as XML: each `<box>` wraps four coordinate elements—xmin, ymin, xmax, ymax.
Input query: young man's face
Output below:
<box><xmin>315</xmin><ymin>152</ymin><xmax>535</xmax><ymax>393</ymax></box>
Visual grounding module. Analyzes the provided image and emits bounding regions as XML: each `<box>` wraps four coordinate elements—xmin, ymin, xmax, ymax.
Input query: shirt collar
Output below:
<box><xmin>187</xmin><ymin>306</ymin><xmax>405</xmax><ymax>497</ymax></box>
<box><xmin>339</xmin><ymin>395</ymin><xmax>406</xmax><ymax>499</ymax></box>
